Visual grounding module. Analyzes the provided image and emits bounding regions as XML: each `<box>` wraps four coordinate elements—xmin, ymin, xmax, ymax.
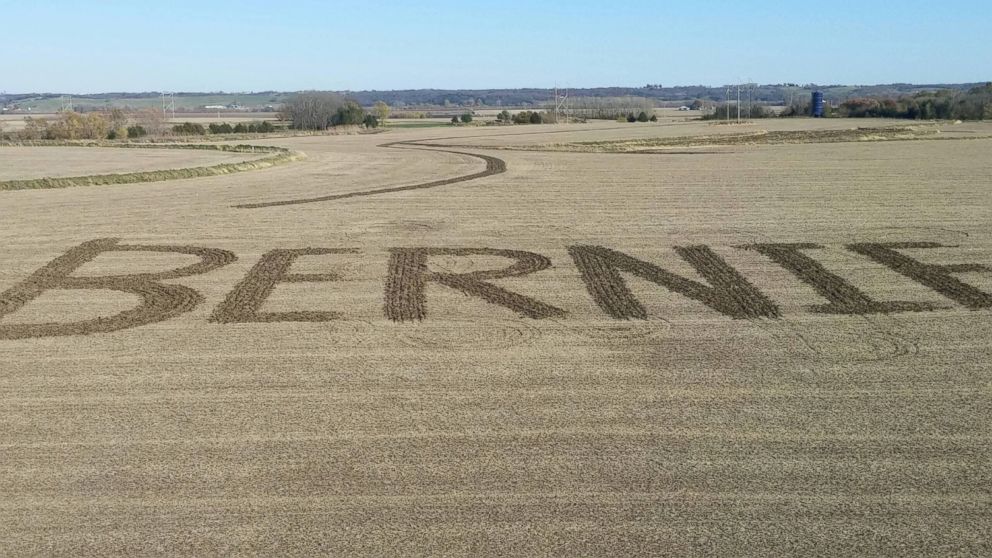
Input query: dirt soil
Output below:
<box><xmin>1</xmin><ymin>118</ymin><xmax>990</xmax><ymax>556</ymax></box>
<box><xmin>0</xmin><ymin>146</ymin><xmax>269</xmax><ymax>180</ymax></box>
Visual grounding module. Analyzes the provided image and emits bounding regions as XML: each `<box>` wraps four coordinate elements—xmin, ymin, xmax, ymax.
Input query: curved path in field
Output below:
<box><xmin>233</xmin><ymin>141</ymin><xmax>507</xmax><ymax>209</ymax></box>
<box><xmin>235</xmin><ymin>122</ymin><xmax>954</xmax><ymax>209</ymax></box>
<box><xmin>231</xmin><ymin>121</ymin><xmax>758</xmax><ymax>209</ymax></box>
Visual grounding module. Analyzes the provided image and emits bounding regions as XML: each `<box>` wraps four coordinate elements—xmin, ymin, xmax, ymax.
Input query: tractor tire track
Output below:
<box><xmin>233</xmin><ymin>121</ymin><xmax>711</xmax><ymax>209</ymax></box>
<box><xmin>234</xmin><ymin>141</ymin><xmax>506</xmax><ymax>209</ymax></box>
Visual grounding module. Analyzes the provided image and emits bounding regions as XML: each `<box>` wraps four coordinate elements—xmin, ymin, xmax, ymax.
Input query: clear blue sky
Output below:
<box><xmin>1</xmin><ymin>0</ymin><xmax>989</xmax><ymax>93</ymax></box>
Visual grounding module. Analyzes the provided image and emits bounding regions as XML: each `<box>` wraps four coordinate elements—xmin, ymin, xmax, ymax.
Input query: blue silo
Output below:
<box><xmin>811</xmin><ymin>91</ymin><xmax>825</xmax><ymax>117</ymax></box>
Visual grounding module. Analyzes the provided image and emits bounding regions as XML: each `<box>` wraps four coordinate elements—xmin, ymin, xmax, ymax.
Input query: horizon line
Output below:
<box><xmin>4</xmin><ymin>81</ymin><xmax>990</xmax><ymax>97</ymax></box>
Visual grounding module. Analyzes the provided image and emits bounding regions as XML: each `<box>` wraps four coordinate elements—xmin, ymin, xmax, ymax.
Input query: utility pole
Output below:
<box><xmin>564</xmin><ymin>85</ymin><xmax>568</xmax><ymax>122</ymax></box>
<box><xmin>748</xmin><ymin>79</ymin><xmax>753</xmax><ymax>120</ymax></box>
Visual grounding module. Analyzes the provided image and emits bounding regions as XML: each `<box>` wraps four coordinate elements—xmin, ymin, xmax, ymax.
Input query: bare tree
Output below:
<box><xmin>22</xmin><ymin>117</ymin><xmax>48</xmax><ymax>140</ymax></box>
<box><xmin>134</xmin><ymin>108</ymin><xmax>166</xmax><ymax>136</ymax></box>
<box><xmin>107</xmin><ymin>108</ymin><xmax>128</xmax><ymax>129</ymax></box>
<box><xmin>559</xmin><ymin>96</ymin><xmax>656</xmax><ymax>120</ymax></box>
<box><xmin>282</xmin><ymin>92</ymin><xmax>347</xmax><ymax>130</ymax></box>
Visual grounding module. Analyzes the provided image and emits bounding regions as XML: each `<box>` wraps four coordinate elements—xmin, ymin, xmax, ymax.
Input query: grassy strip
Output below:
<box><xmin>419</xmin><ymin>125</ymin><xmax>992</xmax><ymax>154</ymax></box>
<box><xmin>569</xmin><ymin>126</ymin><xmax>942</xmax><ymax>150</ymax></box>
<box><xmin>515</xmin><ymin>126</ymin><xmax>958</xmax><ymax>153</ymax></box>
<box><xmin>0</xmin><ymin>142</ymin><xmax>305</xmax><ymax>191</ymax></box>
<box><xmin>385</xmin><ymin>121</ymin><xmax>454</xmax><ymax>129</ymax></box>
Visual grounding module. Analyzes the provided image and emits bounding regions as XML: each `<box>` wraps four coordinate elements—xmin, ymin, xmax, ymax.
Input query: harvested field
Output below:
<box><xmin>0</xmin><ymin>145</ymin><xmax>271</xmax><ymax>181</ymax></box>
<box><xmin>235</xmin><ymin>142</ymin><xmax>505</xmax><ymax>208</ymax></box>
<box><xmin>1</xmin><ymin>117</ymin><xmax>991</xmax><ymax>556</ymax></box>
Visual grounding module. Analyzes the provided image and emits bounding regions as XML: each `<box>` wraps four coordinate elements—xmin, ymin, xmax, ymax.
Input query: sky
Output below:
<box><xmin>1</xmin><ymin>0</ymin><xmax>989</xmax><ymax>93</ymax></box>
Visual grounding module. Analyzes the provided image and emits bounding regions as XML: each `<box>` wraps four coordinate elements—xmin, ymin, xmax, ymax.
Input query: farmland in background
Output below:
<box><xmin>2</xmin><ymin>82</ymin><xmax>985</xmax><ymax>113</ymax></box>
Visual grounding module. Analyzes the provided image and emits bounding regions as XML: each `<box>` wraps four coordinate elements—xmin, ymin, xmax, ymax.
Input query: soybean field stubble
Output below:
<box><xmin>1</xmin><ymin>118</ymin><xmax>991</xmax><ymax>556</ymax></box>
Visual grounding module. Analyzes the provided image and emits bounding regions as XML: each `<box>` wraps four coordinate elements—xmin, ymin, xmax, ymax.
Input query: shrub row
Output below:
<box><xmin>207</xmin><ymin>121</ymin><xmax>276</xmax><ymax>134</ymax></box>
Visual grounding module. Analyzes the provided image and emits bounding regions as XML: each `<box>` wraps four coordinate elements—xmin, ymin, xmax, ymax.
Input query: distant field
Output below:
<box><xmin>4</xmin><ymin>93</ymin><xmax>293</xmax><ymax>112</ymax></box>
<box><xmin>1</xmin><ymin>118</ymin><xmax>990</xmax><ymax>555</ymax></box>
<box><xmin>166</xmin><ymin>112</ymin><xmax>281</xmax><ymax>123</ymax></box>
<box><xmin>0</xmin><ymin>114</ymin><xmax>33</xmax><ymax>131</ymax></box>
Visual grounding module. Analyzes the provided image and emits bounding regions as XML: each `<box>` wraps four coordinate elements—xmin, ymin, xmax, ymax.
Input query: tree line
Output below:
<box><xmin>835</xmin><ymin>83</ymin><xmax>992</xmax><ymax>120</ymax></box>
<box><xmin>776</xmin><ymin>83</ymin><xmax>992</xmax><ymax>120</ymax></box>
<box><xmin>17</xmin><ymin>109</ymin><xmax>157</xmax><ymax>140</ymax></box>
<box><xmin>559</xmin><ymin>96</ymin><xmax>657</xmax><ymax>120</ymax></box>
<box><xmin>712</xmin><ymin>83</ymin><xmax>992</xmax><ymax>121</ymax></box>
<box><xmin>172</xmin><ymin>121</ymin><xmax>277</xmax><ymax>135</ymax></box>
<box><xmin>6</xmin><ymin>84</ymin><xmax>987</xmax><ymax>114</ymax></box>
<box><xmin>5</xmin><ymin>108</ymin><xmax>283</xmax><ymax>141</ymax></box>
<box><xmin>330</xmin><ymin>84</ymin><xmax>984</xmax><ymax>107</ymax></box>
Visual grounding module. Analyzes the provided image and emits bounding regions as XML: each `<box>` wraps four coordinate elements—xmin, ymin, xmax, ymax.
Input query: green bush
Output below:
<box><xmin>172</xmin><ymin>122</ymin><xmax>206</xmax><ymax>135</ymax></box>
<box><xmin>509</xmin><ymin>110</ymin><xmax>547</xmax><ymax>124</ymax></box>
<box><xmin>331</xmin><ymin>101</ymin><xmax>366</xmax><ymax>126</ymax></box>
<box><xmin>637</xmin><ymin>111</ymin><xmax>649</xmax><ymax>122</ymax></box>
<box><xmin>127</xmin><ymin>125</ymin><xmax>147</xmax><ymax>138</ymax></box>
<box><xmin>460</xmin><ymin>113</ymin><xmax>473</xmax><ymax>123</ymax></box>
<box><xmin>250</xmin><ymin>121</ymin><xmax>275</xmax><ymax>133</ymax></box>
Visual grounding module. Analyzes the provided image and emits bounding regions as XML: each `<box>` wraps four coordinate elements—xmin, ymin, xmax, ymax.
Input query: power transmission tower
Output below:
<box><xmin>161</xmin><ymin>92</ymin><xmax>175</xmax><ymax>120</ymax></box>
<box><xmin>60</xmin><ymin>95</ymin><xmax>73</xmax><ymax>112</ymax></box>
<box><xmin>736</xmin><ymin>82</ymin><xmax>741</xmax><ymax>124</ymax></box>
<box><xmin>553</xmin><ymin>84</ymin><xmax>569</xmax><ymax>124</ymax></box>
<box><xmin>725</xmin><ymin>86</ymin><xmax>731</xmax><ymax>123</ymax></box>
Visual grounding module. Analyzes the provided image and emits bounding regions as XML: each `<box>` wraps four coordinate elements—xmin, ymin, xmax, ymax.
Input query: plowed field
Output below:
<box><xmin>2</xmin><ymin>118</ymin><xmax>990</xmax><ymax>556</ymax></box>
